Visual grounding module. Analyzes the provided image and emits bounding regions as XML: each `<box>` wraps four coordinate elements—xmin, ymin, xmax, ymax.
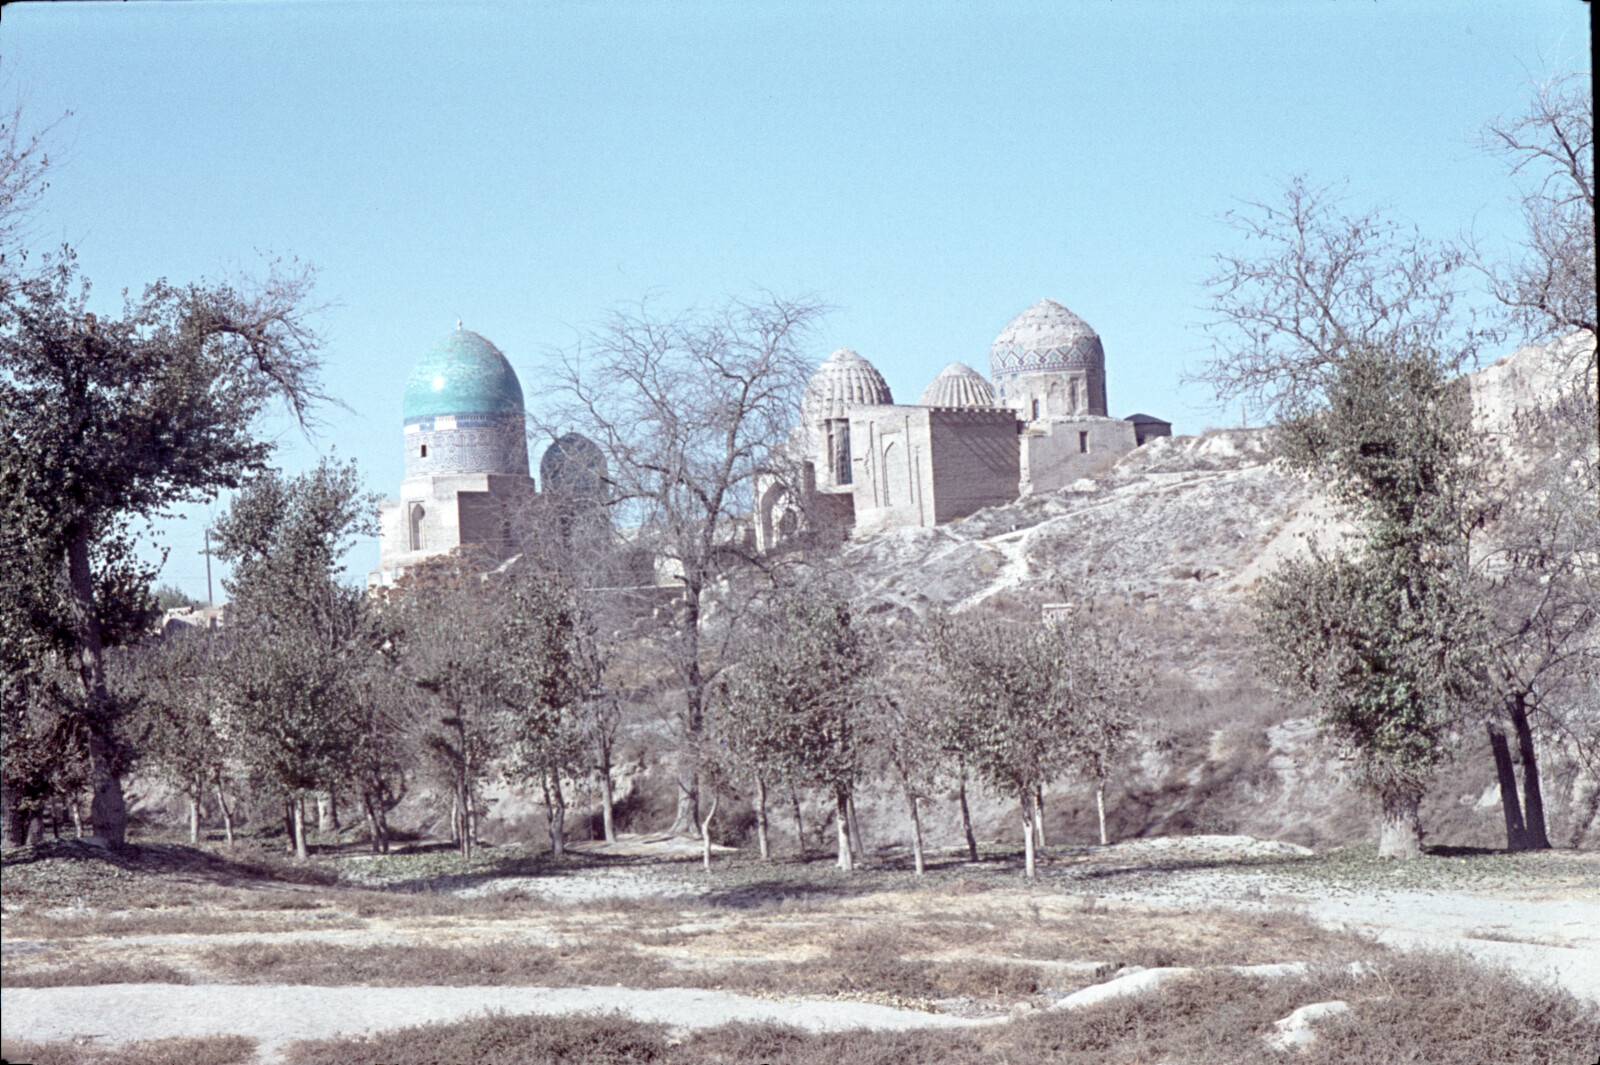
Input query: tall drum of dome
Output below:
<box><xmin>403</xmin><ymin>328</ymin><xmax>530</xmax><ymax>477</ymax></box>
<box><xmin>989</xmin><ymin>299</ymin><xmax>1108</xmax><ymax>419</ymax></box>
<box><xmin>917</xmin><ymin>362</ymin><xmax>997</xmax><ymax>408</ymax></box>
<box><xmin>802</xmin><ymin>348</ymin><xmax>893</xmax><ymax>489</ymax></box>
<box><xmin>370</xmin><ymin>326</ymin><xmax>536</xmax><ymax>590</ymax></box>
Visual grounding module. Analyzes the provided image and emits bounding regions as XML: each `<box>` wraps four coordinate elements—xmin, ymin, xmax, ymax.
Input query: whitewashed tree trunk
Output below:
<box><xmin>598</xmin><ymin>767</ymin><xmax>616</xmax><ymax>844</ymax></box>
<box><xmin>835</xmin><ymin>791</ymin><xmax>853</xmax><ymax>871</ymax></box>
<box><xmin>1378</xmin><ymin>791</ymin><xmax>1422</xmax><ymax>859</ymax></box>
<box><xmin>908</xmin><ymin>792</ymin><xmax>925</xmax><ymax>876</ymax></box>
<box><xmin>292</xmin><ymin>796</ymin><xmax>308</xmax><ymax>860</ymax></box>
<box><xmin>1096</xmin><ymin>784</ymin><xmax>1108</xmax><ymax>846</ymax></box>
<box><xmin>1034</xmin><ymin>783</ymin><xmax>1047</xmax><ymax>847</ymax></box>
<box><xmin>755</xmin><ymin>776</ymin><xmax>770</xmax><ymax>860</ymax></box>
<box><xmin>701</xmin><ymin>794</ymin><xmax>718</xmax><ymax>874</ymax></box>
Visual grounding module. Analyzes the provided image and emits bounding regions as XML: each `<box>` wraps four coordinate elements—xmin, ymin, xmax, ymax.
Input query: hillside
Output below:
<box><xmin>833</xmin><ymin>335</ymin><xmax>1596</xmax><ymax>853</ymax></box>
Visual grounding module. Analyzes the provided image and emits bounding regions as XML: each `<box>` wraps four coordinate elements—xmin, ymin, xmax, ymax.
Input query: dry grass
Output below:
<box><xmin>184</xmin><ymin>906</ymin><xmax>1371</xmax><ymax>1011</ymax></box>
<box><xmin>2</xmin><ymin>959</ymin><xmax>191</xmax><ymax>988</ymax></box>
<box><xmin>4</xmin><ymin>907</ymin><xmax>363</xmax><ymax>941</ymax></box>
<box><xmin>0</xmin><ymin>1035</ymin><xmax>255</xmax><ymax>1065</ymax></box>
<box><xmin>276</xmin><ymin>954</ymin><xmax>1600</xmax><ymax>1065</ymax></box>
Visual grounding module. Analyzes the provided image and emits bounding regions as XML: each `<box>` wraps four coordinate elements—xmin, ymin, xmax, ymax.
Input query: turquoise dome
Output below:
<box><xmin>403</xmin><ymin>329</ymin><xmax>526</xmax><ymax>421</ymax></box>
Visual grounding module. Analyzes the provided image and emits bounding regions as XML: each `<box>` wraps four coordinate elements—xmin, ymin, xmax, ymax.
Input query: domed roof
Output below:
<box><xmin>918</xmin><ymin>362</ymin><xmax>997</xmax><ymax>408</ymax></box>
<box><xmin>802</xmin><ymin>348</ymin><xmax>893</xmax><ymax>421</ymax></box>
<box><xmin>989</xmin><ymin>299</ymin><xmax>1105</xmax><ymax>380</ymax></box>
<box><xmin>403</xmin><ymin>329</ymin><xmax>526</xmax><ymax>421</ymax></box>
<box><xmin>540</xmin><ymin>432</ymin><xmax>607</xmax><ymax>497</ymax></box>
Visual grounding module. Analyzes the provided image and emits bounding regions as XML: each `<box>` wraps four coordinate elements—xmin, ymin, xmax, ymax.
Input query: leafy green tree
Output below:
<box><xmin>932</xmin><ymin>613</ymin><xmax>1078</xmax><ymax>878</ymax></box>
<box><xmin>210</xmin><ymin>458</ymin><xmax>375</xmax><ymax>859</ymax></box>
<box><xmin>860</xmin><ymin>634</ymin><xmax>947</xmax><ymax>875</ymax></box>
<box><xmin>490</xmin><ymin>569</ymin><xmax>594</xmax><ymax>859</ymax></box>
<box><xmin>1256</xmin><ymin>344</ymin><xmax>1488</xmax><ymax>859</ymax></box>
<box><xmin>379</xmin><ymin>555</ymin><xmax>504</xmax><ymax>860</ymax></box>
<box><xmin>716</xmin><ymin>587</ymin><xmax>869</xmax><ymax>870</ymax></box>
<box><xmin>129</xmin><ymin>629</ymin><xmax>232</xmax><ymax>844</ymax></box>
<box><xmin>0</xmin><ymin>256</ymin><xmax>329</xmax><ymax>843</ymax></box>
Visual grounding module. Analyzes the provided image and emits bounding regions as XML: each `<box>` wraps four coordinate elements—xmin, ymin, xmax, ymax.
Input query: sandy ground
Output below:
<box><xmin>1</xmin><ymin>983</ymin><xmax>975</xmax><ymax>1062</ymax></box>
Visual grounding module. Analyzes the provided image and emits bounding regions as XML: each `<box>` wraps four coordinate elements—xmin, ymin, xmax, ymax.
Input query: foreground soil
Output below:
<box><xmin>2</xmin><ymin>834</ymin><xmax>1596</xmax><ymax>1064</ymax></box>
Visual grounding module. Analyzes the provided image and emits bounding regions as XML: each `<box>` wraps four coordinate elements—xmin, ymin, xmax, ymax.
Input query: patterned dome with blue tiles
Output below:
<box><xmin>988</xmin><ymin>299</ymin><xmax>1105</xmax><ymax>381</ymax></box>
<box><xmin>403</xmin><ymin>329</ymin><xmax>526</xmax><ymax>421</ymax></box>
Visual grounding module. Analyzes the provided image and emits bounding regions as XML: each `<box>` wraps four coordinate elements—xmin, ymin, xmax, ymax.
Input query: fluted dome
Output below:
<box><xmin>404</xmin><ymin>329</ymin><xmax>525</xmax><ymax>421</ymax></box>
<box><xmin>989</xmin><ymin>299</ymin><xmax>1105</xmax><ymax>381</ymax></box>
<box><xmin>918</xmin><ymin>362</ymin><xmax>997</xmax><ymax>408</ymax></box>
<box><xmin>802</xmin><ymin>348</ymin><xmax>893</xmax><ymax>421</ymax></box>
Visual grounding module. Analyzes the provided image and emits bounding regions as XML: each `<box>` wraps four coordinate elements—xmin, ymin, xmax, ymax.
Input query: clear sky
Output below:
<box><xmin>2</xmin><ymin>0</ymin><xmax>1589</xmax><ymax>600</ymax></box>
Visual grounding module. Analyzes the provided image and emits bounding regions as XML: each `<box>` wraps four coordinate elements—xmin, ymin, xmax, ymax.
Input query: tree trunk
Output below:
<box><xmin>1509</xmin><ymin>695</ymin><xmax>1550</xmax><ymax>849</ymax></box>
<box><xmin>1096</xmin><ymin>783</ymin><xmax>1109</xmax><ymax>846</ymax></box>
<box><xmin>25</xmin><ymin>813</ymin><xmax>44</xmax><ymax>846</ymax></box>
<box><xmin>317</xmin><ymin>794</ymin><xmax>332</xmax><ymax>836</ymax></box>
<box><xmin>2</xmin><ymin>782</ymin><xmax>27</xmax><ymax>848</ymax></box>
<box><xmin>1486</xmin><ymin>722</ymin><xmax>1530</xmax><ymax>850</ymax></box>
<box><xmin>1377</xmin><ymin>791</ymin><xmax>1422</xmax><ymax>859</ymax></box>
<box><xmin>542</xmin><ymin>768</ymin><xmax>566</xmax><ymax>860</ymax></box>
<box><xmin>363</xmin><ymin>791</ymin><xmax>384</xmax><ymax>854</ymax></box>
<box><xmin>1034</xmin><ymin>783</ymin><xmax>1047</xmax><ymax>847</ymax></box>
<box><xmin>283</xmin><ymin>799</ymin><xmax>296</xmax><ymax>854</ymax></box>
<box><xmin>835</xmin><ymin>789</ymin><xmax>853</xmax><ymax>872</ymax></box>
<box><xmin>188</xmin><ymin>795</ymin><xmax>201</xmax><ymax>845</ymax></box>
<box><xmin>755</xmin><ymin>776</ymin><xmax>770</xmax><ymax>860</ymax></box>
<box><xmin>70</xmin><ymin>795</ymin><xmax>84</xmax><ymax>839</ymax></box>
<box><xmin>701</xmin><ymin>793</ymin><xmax>718</xmax><ymax>874</ymax></box>
<box><xmin>215</xmin><ymin>779</ymin><xmax>234</xmax><ymax>847</ymax></box>
<box><xmin>957</xmin><ymin>759</ymin><xmax>978</xmax><ymax>861</ymax></box>
<box><xmin>669</xmin><ymin>615</ymin><xmax>706</xmax><ymax>836</ymax></box>
<box><xmin>1022</xmin><ymin>795</ymin><xmax>1036</xmax><ymax>880</ymax></box>
<box><xmin>846</xmin><ymin>794</ymin><xmax>864</xmax><ymax>859</ymax></box>
<box><xmin>791</xmin><ymin>788</ymin><xmax>806</xmax><ymax>858</ymax></box>
<box><xmin>598</xmin><ymin>765</ymin><xmax>616</xmax><ymax>844</ymax></box>
<box><xmin>908</xmin><ymin>791</ymin><xmax>925</xmax><ymax>876</ymax></box>
<box><xmin>66</xmin><ymin>530</ymin><xmax>129</xmax><ymax>845</ymax></box>
<box><xmin>292</xmin><ymin>795</ymin><xmax>309</xmax><ymax>860</ymax></box>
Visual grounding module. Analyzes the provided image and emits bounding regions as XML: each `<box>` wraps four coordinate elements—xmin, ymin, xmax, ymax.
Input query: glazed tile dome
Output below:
<box><xmin>918</xmin><ymin>362</ymin><xmax>997</xmax><ymax>408</ymax></box>
<box><xmin>540</xmin><ymin>432</ymin><xmax>607</xmax><ymax>499</ymax></box>
<box><xmin>403</xmin><ymin>329</ymin><xmax>526</xmax><ymax>421</ymax></box>
<box><xmin>803</xmin><ymin>348</ymin><xmax>893</xmax><ymax>421</ymax></box>
<box><xmin>989</xmin><ymin>299</ymin><xmax>1105</xmax><ymax>380</ymax></box>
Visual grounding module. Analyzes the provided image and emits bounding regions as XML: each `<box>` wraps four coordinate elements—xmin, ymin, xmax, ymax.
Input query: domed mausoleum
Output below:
<box><xmin>757</xmin><ymin>297</ymin><xmax>1170</xmax><ymax>549</ymax></box>
<box><xmin>371</xmin><ymin>328</ymin><xmax>536</xmax><ymax>588</ymax></box>
<box><xmin>989</xmin><ymin>298</ymin><xmax>1107</xmax><ymax>419</ymax></box>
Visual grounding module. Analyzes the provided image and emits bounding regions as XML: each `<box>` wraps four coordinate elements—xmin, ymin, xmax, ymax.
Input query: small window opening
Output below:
<box><xmin>1078</xmin><ymin>431</ymin><xmax>1089</xmax><ymax>453</ymax></box>
<box><xmin>1031</xmin><ymin>398</ymin><xmax>1041</xmax><ymax>420</ymax></box>
<box><xmin>420</xmin><ymin>443</ymin><xmax>428</xmax><ymax>458</ymax></box>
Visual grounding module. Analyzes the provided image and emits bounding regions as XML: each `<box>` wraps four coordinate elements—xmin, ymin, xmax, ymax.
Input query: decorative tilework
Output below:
<box><xmin>989</xmin><ymin>299</ymin><xmax>1106</xmax><ymax>380</ymax></box>
<box><xmin>403</xmin><ymin>329</ymin><xmax>526</xmax><ymax>420</ymax></box>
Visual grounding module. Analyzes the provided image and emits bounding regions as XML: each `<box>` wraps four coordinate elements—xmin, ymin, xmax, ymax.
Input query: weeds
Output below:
<box><xmin>0</xmin><ymin>1035</ymin><xmax>255</xmax><ymax>1065</ymax></box>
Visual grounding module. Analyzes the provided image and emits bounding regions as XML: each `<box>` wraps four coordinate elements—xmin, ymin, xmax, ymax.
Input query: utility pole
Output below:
<box><xmin>202</xmin><ymin>528</ymin><xmax>215</xmax><ymax>606</ymax></box>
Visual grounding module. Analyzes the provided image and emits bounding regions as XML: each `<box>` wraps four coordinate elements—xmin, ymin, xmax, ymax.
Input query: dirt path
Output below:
<box><xmin>1</xmin><ymin>982</ymin><xmax>975</xmax><ymax>1063</ymax></box>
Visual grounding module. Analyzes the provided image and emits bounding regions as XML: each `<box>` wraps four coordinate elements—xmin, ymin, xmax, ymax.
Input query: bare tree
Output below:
<box><xmin>540</xmin><ymin>294</ymin><xmax>824</xmax><ymax>835</ymax></box>
<box><xmin>1194</xmin><ymin>176</ymin><xmax>1484</xmax><ymax>423</ymax></box>
<box><xmin>0</xmin><ymin>76</ymin><xmax>70</xmax><ymax>288</ymax></box>
<box><xmin>1478</xmin><ymin>72</ymin><xmax>1595</xmax><ymax>346</ymax></box>
<box><xmin>862</xmin><ymin>632</ymin><xmax>947</xmax><ymax>875</ymax></box>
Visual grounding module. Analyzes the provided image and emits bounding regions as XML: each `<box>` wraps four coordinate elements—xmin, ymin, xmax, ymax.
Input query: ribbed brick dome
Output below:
<box><xmin>803</xmin><ymin>348</ymin><xmax>893</xmax><ymax>421</ymax></box>
<box><xmin>917</xmin><ymin>362</ymin><xmax>997</xmax><ymax>407</ymax></box>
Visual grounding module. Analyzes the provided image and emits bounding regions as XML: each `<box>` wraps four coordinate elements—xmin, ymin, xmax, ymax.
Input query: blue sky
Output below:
<box><xmin>3</xmin><ymin>0</ymin><xmax>1588</xmax><ymax>600</ymax></box>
